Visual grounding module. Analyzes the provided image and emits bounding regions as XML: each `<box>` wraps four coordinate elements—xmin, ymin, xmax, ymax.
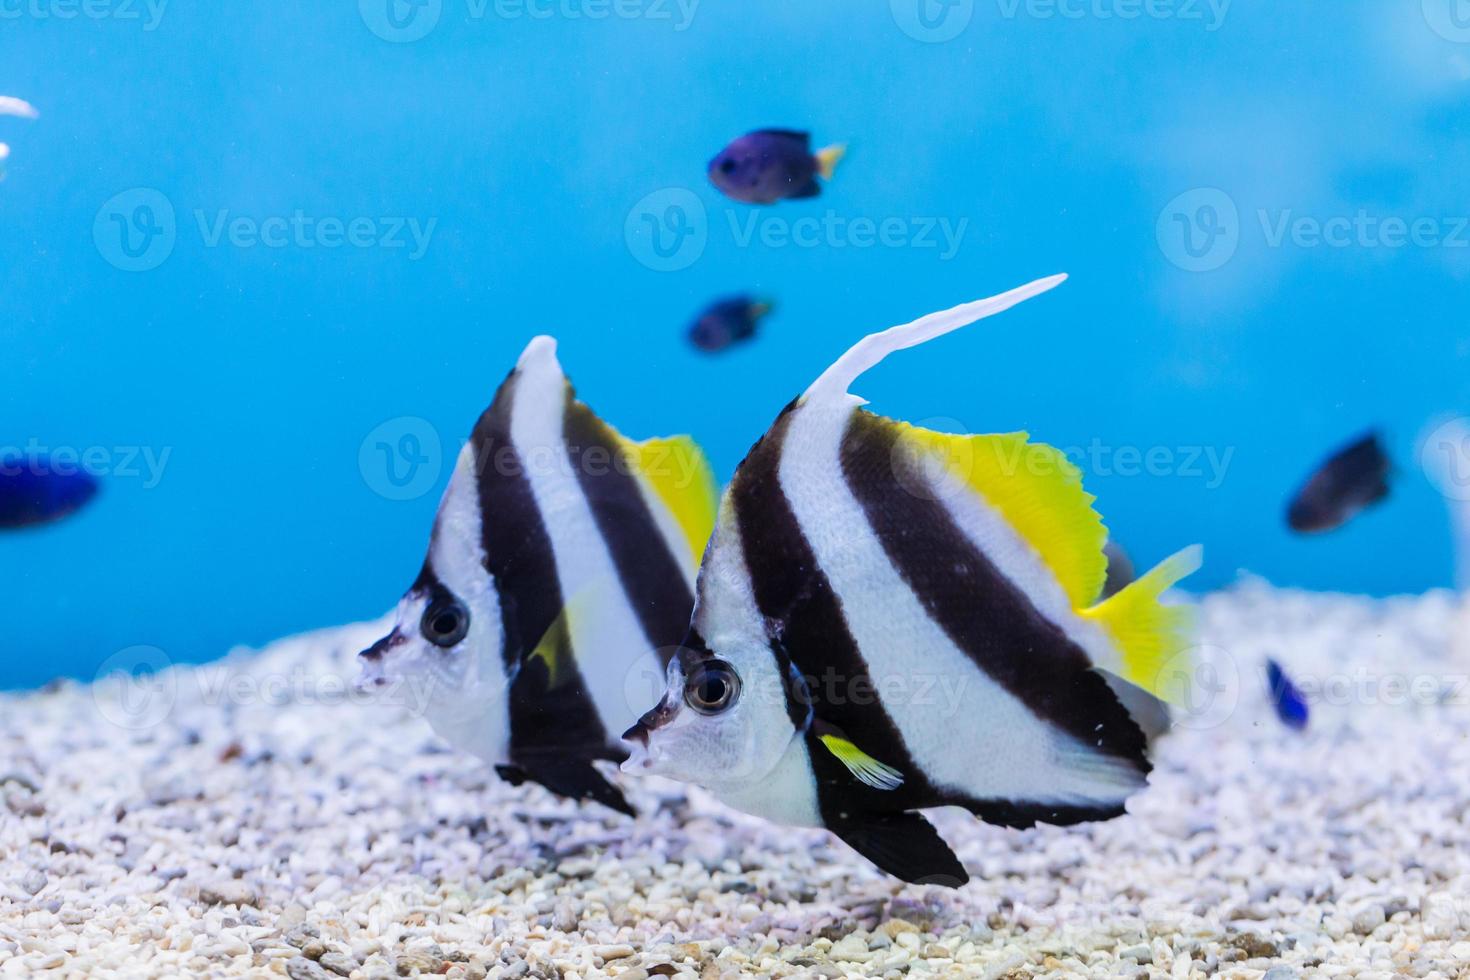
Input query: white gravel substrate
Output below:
<box><xmin>3</xmin><ymin>582</ymin><xmax>1469</xmax><ymax>979</ymax></box>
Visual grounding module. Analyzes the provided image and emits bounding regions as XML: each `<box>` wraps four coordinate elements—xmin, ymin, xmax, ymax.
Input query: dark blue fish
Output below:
<box><xmin>1265</xmin><ymin>658</ymin><xmax>1309</xmax><ymax>731</ymax></box>
<box><xmin>0</xmin><ymin>456</ymin><xmax>100</xmax><ymax>529</ymax></box>
<box><xmin>1286</xmin><ymin>431</ymin><xmax>1391</xmax><ymax>533</ymax></box>
<box><xmin>687</xmin><ymin>295</ymin><xmax>773</xmax><ymax>353</ymax></box>
<box><xmin>707</xmin><ymin>129</ymin><xmax>845</xmax><ymax>205</ymax></box>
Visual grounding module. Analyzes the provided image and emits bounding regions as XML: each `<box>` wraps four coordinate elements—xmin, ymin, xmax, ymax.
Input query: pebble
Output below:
<box><xmin>318</xmin><ymin>951</ymin><xmax>357</xmax><ymax>976</ymax></box>
<box><xmin>199</xmin><ymin>882</ymin><xmax>258</xmax><ymax>909</ymax></box>
<box><xmin>0</xmin><ymin>591</ymin><xmax>1465</xmax><ymax>978</ymax></box>
<box><xmin>286</xmin><ymin>958</ymin><xmax>333</xmax><ymax>980</ymax></box>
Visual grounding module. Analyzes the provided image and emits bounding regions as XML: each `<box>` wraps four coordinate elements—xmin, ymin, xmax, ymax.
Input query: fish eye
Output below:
<box><xmin>685</xmin><ymin>660</ymin><xmax>740</xmax><ymax>715</ymax></box>
<box><xmin>719</xmin><ymin>157</ymin><xmax>737</xmax><ymax>174</ymax></box>
<box><xmin>420</xmin><ymin>597</ymin><xmax>469</xmax><ymax>648</ymax></box>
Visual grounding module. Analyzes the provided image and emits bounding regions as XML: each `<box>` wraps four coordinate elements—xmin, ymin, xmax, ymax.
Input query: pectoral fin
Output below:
<box><xmin>831</xmin><ymin>812</ymin><xmax>968</xmax><ymax>886</ymax></box>
<box><xmin>816</xmin><ymin>726</ymin><xmax>905</xmax><ymax>791</ymax></box>
<box><xmin>523</xmin><ymin>578</ymin><xmax>608</xmax><ymax>691</ymax></box>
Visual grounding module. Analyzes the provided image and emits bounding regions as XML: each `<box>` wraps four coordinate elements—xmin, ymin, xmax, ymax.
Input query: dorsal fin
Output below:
<box><xmin>893</xmin><ymin>423</ymin><xmax>1108</xmax><ymax>609</ymax></box>
<box><xmin>753</xmin><ymin>128</ymin><xmax>809</xmax><ymax>144</ymax></box>
<box><xmin>621</xmin><ymin>434</ymin><xmax>718</xmax><ymax>565</ymax></box>
<box><xmin>513</xmin><ymin>334</ymin><xmax>716</xmax><ymax>566</ymax></box>
<box><xmin>804</xmin><ymin>274</ymin><xmax>1067</xmax><ymax>404</ymax></box>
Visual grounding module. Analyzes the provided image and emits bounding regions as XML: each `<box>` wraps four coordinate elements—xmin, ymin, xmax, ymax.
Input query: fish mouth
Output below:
<box><xmin>354</xmin><ymin>631</ymin><xmax>405</xmax><ymax>692</ymax></box>
<box><xmin>620</xmin><ymin>692</ymin><xmax>681</xmax><ymax>773</ymax></box>
<box><xmin>621</xmin><ymin>719</ymin><xmax>650</xmax><ymax>748</ymax></box>
<box><xmin>620</xmin><ymin>735</ymin><xmax>653</xmax><ymax>775</ymax></box>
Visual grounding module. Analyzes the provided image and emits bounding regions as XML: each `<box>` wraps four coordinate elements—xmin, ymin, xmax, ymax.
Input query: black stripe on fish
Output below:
<box><xmin>838</xmin><ymin>410</ymin><xmax>1151</xmax><ymax>805</ymax></box>
<box><xmin>465</xmin><ymin>367</ymin><xmax>628</xmax><ymax>810</ymax></box>
<box><xmin>730</xmin><ymin>404</ymin><xmax>943</xmax><ymax>817</ymax></box>
<box><xmin>563</xmin><ymin>399</ymin><xmax>695</xmax><ymax>659</ymax></box>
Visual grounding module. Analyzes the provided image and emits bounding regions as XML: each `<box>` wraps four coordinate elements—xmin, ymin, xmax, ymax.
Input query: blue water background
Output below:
<box><xmin>4</xmin><ymin>1</ymin><xmax>1470</xmax><ymax>687</ymax></box>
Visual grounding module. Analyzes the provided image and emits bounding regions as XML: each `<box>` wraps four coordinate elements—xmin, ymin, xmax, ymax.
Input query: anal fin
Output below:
<box><xmin>787</xmin><ymin>178</ymin><xmax>822</xmax><ymax>199</ymax></box>
<box><xmin>507</xmin><ymin>757</ymin><xmax>635</xmax><ymax>818</ymax></box>
<box><xmin>831</xmin><ymin>812</ymin><xmax>968</xmax><ymax>887</ymax></box>
<box><xmin>494</xmin><ymin>764</ymin><xmax>528</xmax><ymax>787</ymax></box>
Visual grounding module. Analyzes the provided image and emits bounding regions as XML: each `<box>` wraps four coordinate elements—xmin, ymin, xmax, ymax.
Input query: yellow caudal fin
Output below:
<box><xmin>625</xmin><ymin>435</ymin><xmax>718</xmax><ymax>566</ymax></box>
<box><xmin>1078</xmin><ymin>545</ymin><xmax>1203</xmax><ymax>704</ymax></box>
<box><xmin>897</xmin><ymin>424</ymin><xmax>1109</xmax><ymax>609</ymax></box>
<box><xmin>815</xmin><ymin>143</ymin><xmax>847</xmax><ymax>180</ymax></box>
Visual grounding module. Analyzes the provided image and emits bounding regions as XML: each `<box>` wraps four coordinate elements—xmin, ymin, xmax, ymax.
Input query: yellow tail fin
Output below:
<box><xmin>815</xmin><ymin>143</ymin><xmax>846</xmax><ymax>180</ymax></box>
<box><xmin>1078</xmin><ymin>545</ymin><xmax>1202</xmax><ymax>704</ymax></box>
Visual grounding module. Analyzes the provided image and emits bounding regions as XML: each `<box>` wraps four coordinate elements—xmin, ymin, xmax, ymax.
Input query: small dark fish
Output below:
<box><xmin>1286</xmin><ymin>431</ymin><xmax>1391</xmax><ymax>534</ymax></box>
<box><xmin>707</xmin><ymin>129</ymin><xmax>845</xmax><ymax>205</ymax></box>
<box><xmin>1100</xmin><ymin>539</ymin><xmax>1136</xmax><ymax>600</ymax></box>
<box><xmin>1265</xmin><ymin>658</ymin><xmax>1309</xmax><ymax>731</ymax></box>
<box><xmin>688</xmin><ymin>296</ymin><xmax>774</xmax><ymax>353</ymax></box>
<box><xmin>0</xmin><ymin>456</ymin><xmax>100</xmax><ymax>529</ymax></box>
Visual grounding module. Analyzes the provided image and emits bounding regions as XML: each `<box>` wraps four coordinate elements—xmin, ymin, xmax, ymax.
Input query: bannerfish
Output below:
<box><xmin>1286</xmin><ymin>432</ymin><xmax>1391</xmax><ymax>534</ymax></box>
<box><xmin>708</xmin><ymin>130</ymin><xmax>845</xmax><ymax>205</ymax></box>
<box><xmin>357</xmin><ymin>337</ymin><xmax>717</xmax><ymax>816</ymax></box>
<box><xmin>0</xmin><ymin>456</ymin><xmax>100</xmax><ymax>530</ymax></box>
<box><xmin>688</xmin><ymin>296</ymin><xmax>774</xmax><ymax>354</ymax></box>
<box><xmin>1265</xmin><ymin>658</ymin><xmax>1308</xmax><ymax>732</ymax></box>
<box><xmin>623</xmin><ymin>275</ymin><xmax>1202</xmax><ymax>884</ymax></box>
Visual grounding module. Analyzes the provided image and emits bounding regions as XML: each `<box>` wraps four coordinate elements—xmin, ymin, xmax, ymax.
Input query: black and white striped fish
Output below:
<box><xmin>623</xmin><ymin>275</ymin><xmax>1201</xmax><ymax>883</ymax></box>
<box><xmin>358</xmin><ymin>337</ymin><xmax>716</xmax><ymax>816</ymax></box>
